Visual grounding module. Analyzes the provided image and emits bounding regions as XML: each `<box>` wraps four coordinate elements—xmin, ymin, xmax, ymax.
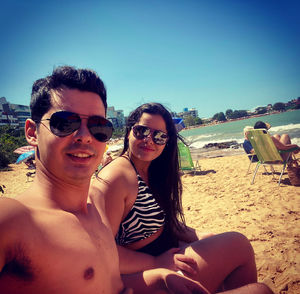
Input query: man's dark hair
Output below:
<box><xmin>254</xmin><ymin>121</ymin><xmax>268</xmax><ymax>129</ymax></box>
<box><xmin>30</xmin><ymin>66</ymin><xmax>107</xmax><ymax>122</ymax></box>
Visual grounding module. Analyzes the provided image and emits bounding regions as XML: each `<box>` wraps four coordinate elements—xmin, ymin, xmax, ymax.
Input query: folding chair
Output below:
<box><xmin>178</xmin><ymin>141</ymin><xmax>201</xmax><ymax>175</ymax></box>
<box><xmin>247</xmin><ymin>129</ymin><xmax>298</xmax><ymax>186</ymax></box>
<box><xmin>245</xmin><ymin>153</ymin><xmax>274</xmax><ymax>175</ymax></box>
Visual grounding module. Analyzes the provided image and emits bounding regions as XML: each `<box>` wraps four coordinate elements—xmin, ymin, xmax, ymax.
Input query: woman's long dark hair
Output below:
<box><xmin>122</xmin><ymin>103</ymin><xmax>186</xmax><ymax>233</ymax></box>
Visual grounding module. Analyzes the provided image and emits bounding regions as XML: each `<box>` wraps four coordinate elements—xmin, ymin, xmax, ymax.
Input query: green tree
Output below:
<box><xmin>111</xmin><ymin>127</ymin><xmax>125</xmax><ymax>139</ymax></box>
<box><xmin>212</xmin><ymin>112</ymin><xmax>226</xmax><ymax>122</ymax></box>
<box><xmin>0</xmin><ymin>126</ymin><xmax>27</xmax><ymax>169</ymax></box>
<box><xmin>273</xmin><ymin>102</ymin><xmax>286</xmax><ymax>111</ymax></box>
<box><xmin>255</xmin><ymin>107</ymin><xmax>267</xmax><ymax>114</ymax></box>
<box><xmin>183</xmin><ymin>116</ymin><xmax>203</xmax><ymax>127</ymax></box>
<box><xmin>194</xmin><ymin>117</ymin><xmax>203</xmax><ymax>125</ymax></box>
<box><xmin>225</xmin><ymin>109</ymin><xmax>233</xmax><ymax>118</ymax></box>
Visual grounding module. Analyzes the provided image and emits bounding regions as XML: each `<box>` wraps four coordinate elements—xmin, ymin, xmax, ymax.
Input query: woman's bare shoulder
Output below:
<box><xmin>92</xmin><ymin>156</ymin><xmax>136</xmax><ymax>188</ymax></box>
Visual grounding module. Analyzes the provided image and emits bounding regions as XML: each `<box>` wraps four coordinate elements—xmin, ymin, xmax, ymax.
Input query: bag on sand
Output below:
<box><xmin>287</xmin><ymin>159</ymin><xmax>300</xmax><ymax>186</ymax></box>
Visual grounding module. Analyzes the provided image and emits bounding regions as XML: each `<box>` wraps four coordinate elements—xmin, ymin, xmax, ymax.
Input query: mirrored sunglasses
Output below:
<box><xmin>40</xmin><ymin>111</ymin><xmax>113</xmax><ymax>142</ymax></box>
<box><xmin>132</xmin><ymin>125</ymin><xmax>168</xmax><ymax>145</ymax></box>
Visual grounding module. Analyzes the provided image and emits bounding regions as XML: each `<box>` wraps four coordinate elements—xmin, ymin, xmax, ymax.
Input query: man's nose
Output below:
<box><xmin>73</xmin><ymin>120</ymin><xmax>93</xmax><ymax>143</ymax></box>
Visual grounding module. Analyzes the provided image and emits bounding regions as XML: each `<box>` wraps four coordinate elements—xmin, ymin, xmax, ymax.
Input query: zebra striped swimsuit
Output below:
<box><xmin>116</xmin><ymin>163</ymin><xmax>165</xmax><ymax>246</ymax></box>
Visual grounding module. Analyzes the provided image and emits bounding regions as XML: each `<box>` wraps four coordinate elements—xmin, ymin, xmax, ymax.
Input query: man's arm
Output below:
<box><xmin>0</xmin><ymin>198</ymin><xmax>28</xmax><ymax>272</ymax></box>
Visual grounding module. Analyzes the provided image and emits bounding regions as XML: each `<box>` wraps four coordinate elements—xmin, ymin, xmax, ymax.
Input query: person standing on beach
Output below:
<box><xmin>0</xmin><ymin>66</ymin><xmax>211</xmax><ymax>294</ymax></box>
<box><xmin>90</xmin><ymin>102</ymin><xmax>273</xmax><ymax>294</ymax></box>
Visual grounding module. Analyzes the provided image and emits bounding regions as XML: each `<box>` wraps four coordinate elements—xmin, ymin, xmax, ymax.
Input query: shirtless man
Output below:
<box><xmin>0</xmin><ymin>66</ymin><xmax>208</xmax><ymax>294</ymax></box>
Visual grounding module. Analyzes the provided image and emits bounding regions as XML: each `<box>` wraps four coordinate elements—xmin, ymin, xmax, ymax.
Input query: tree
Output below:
<box><xmin>273</xmin><ymin>102</ymin><xmax>286</xmax><ymax>111</ymax></box>
<box><xmin>0</xmin><ymin>126</ymin><xmax>27</xmax><ymax>169</ymax></box>
<box><xmin>255</xmin><ymin>107</ymin><xmax>267</xmax><ymax>115</ymax></box>
<box><xmin>111</xmin><ymin>127</ymin><xmax>125</xmax><ymax>139</ymax></box>
<box><xmin>225</xmin><ymin>109</ymin><xmax>233</xmax><ymax>118</ymax></box>
<box><xmin>183</xmin><ymin>116</ymin><xmax>203</xmax><ymax>127</ymax></box>
<box><xmin>212</xmin><ymin>112</ymin><xmax>226</xmax><ymax>122</ymax></box>
<box><xmin>194</xmin><ymin>117</ymin><xmax>203</xmax><ymax>125</ymax></box>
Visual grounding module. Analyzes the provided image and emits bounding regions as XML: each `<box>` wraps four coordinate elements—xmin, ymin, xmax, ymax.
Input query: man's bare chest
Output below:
<box><xmin>1</xmin><ymin>209</ymin><xmax>120</xmax><ymax>293</ymax></box>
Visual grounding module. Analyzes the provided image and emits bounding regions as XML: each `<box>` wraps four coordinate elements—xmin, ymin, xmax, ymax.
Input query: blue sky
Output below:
<box><xmin>1</xmin><ymin>0</ymin><xmax>299</xmax><ymax>118</ymax></box>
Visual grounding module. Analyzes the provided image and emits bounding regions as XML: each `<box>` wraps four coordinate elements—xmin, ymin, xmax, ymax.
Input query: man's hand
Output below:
<box><xmin>154</xmin><ymin>248</ymin><xmax>198</xmax><ymax>276</ymax></box>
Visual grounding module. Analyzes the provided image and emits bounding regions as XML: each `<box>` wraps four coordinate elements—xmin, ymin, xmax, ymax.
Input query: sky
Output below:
<box><xmin>1</xmin><ymin>0</ymin><xmax>300</xmax><ymax>118</ymax></box>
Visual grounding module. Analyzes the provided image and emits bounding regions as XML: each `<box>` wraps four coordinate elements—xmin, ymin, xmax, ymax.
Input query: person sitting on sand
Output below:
<box><xmin>254</xmin><ymin>121</ymin><xmax>299</xmax><ymax>160</ymax></box>
<box><xmin>0</xmin><ymin>66</ymin><xmax>212</xmax><ymax>294</ymax></box>
<box><xmin>90</xmin><ymin>102</ymin><xmax>273</xmax><ymax>294</ymax></box>
<box><xmin>242</xmin><ymin>126</ymin><xmax>258</xmax><ymax>162</ymax></box>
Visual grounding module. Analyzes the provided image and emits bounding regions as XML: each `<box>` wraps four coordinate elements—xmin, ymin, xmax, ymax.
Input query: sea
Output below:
<box><xmin>180</xmin><ymin>109</ymin><xmax>300</xmax><ymax>150</ymax></box>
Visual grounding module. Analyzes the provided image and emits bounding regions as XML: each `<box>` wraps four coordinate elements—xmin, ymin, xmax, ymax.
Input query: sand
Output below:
<box><xmin>1</xmin><ymin>152</ymin><xmax>299</xmax><ymax>294</ymax></box>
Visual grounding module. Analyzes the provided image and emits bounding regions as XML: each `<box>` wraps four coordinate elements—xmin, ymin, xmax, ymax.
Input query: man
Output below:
<box><xmin>0</xmin><ymin>66</ymin><xmax>209</xmax><ymax>294</ymax></box>
<box><xmin>0</xmin><ymin>66</ymin><xmax>272</xmax><ymax>294</ymax></box>
<box><xmin>254</xmin><ymin>121</ymin><xmax>299</xmax><ymax>160</ymax></box>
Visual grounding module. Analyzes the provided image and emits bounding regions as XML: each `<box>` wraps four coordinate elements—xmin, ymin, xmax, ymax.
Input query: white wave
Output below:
<box><xmin>270</xmin><ymin>123</ymin><xmax>300</xmax><ymax>133</ymax></box>
<box><xmin>291</xmin><ymin>137</ymin><xmax>300</xmax><ymax>146</ymax></box>
<box><xmin>190</xmin><ymin>138</ymin><xmax>243</xmax><ymax>149</ymax></box>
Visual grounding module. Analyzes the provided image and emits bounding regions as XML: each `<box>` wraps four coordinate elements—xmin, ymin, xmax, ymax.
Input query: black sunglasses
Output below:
<box><xmin>132</xmin><ymin>125</ymin><xmax>168</xmax><ymax>145</ymax></box>
<box><xmin>40</xmin><ymin>111</ymin><xmax>113</xmax><ymax>142</ymax></box>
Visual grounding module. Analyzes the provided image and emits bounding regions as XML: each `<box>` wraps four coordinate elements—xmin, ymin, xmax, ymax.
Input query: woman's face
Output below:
<box><xmin>128</xmin><ymin>113</ymin><xmax>168</xmax><ymax>163</ymax></box>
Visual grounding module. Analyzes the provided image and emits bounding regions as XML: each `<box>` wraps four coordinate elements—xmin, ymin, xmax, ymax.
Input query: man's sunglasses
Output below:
<box><xmin>40</xmin><ymin>111</ymin><xmax>113</xmax><ymax>142</ymax></box>
<box><xmin>132</xmin><ymin>125</ymin><xmax>168</xmax><ymax>145</ymax></box>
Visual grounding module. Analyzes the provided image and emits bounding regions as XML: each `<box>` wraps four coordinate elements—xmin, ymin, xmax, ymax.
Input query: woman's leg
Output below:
<box><xmin>179</xmin><ymin>232</ymin><xmax>257</xmax><ymax>293</ymax></box>
<box><xmin>279</xmin><ymin>133</ymin><xmax>291</xmax><ymax>145</ymax></box>
<box><xmin>220</xmin><ymin>283</ymin><xmax>273</xmax><ymax>294</ymax></box>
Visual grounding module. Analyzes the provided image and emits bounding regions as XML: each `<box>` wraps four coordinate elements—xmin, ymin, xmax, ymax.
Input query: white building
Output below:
<box><xmin>0</xmin><ymin>97</ymin><xmax>30</xmax><ymax>128</ymax></box>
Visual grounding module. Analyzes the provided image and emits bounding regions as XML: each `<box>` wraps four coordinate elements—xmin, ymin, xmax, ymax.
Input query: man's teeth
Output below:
<box><xmin>72</xmin><ymin>153</ymin><xmax>90</xmax><ymax>158</ymax></box>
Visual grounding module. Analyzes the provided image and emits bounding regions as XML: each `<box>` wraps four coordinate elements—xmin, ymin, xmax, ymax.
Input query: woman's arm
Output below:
<box><xmin>122</xmin><ymin>268</ymin><xmax>210</xmax><ymax>294</ymax></box>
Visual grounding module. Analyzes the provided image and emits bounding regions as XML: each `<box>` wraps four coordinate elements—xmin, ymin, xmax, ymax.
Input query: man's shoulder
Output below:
<box><xmin>0</xmin><ymin>197</ymin><xmax>32</xmax><ymax>227</ymax></box>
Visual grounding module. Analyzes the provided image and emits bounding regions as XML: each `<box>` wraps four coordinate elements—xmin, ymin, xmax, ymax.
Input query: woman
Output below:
<box><xmin>90</xmin><ymin>103</ymin><xmax>272</xmax><ymax>294</ymax></box>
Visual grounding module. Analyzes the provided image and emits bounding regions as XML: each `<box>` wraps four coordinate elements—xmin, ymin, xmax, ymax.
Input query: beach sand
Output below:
<box><xmin>1</xmin><ymin>152</ymin><xmax>299</xmax><ymax>293</ymax></box>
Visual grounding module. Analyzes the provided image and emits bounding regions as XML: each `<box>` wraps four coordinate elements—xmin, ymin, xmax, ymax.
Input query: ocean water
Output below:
<box><xmin>181</xmin><ymin>109</ymin><xmax>300</xmax><ymax>149</ymax></box>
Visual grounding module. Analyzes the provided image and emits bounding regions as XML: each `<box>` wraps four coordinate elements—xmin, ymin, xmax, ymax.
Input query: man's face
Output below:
<box><xmin>35</xmin><ymin>88</ymin><xmax>107</xmax><ymax>184</ymax></box>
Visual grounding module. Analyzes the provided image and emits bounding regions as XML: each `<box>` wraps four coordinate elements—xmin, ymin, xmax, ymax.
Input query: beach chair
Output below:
<box><xmin>178</xmin><ymin>141</ymin><xmax>201</xmax><ymax>175</ymax></box>
<box><xmin>247</xmin><ymin>129</ymin><xmax>298</xmax><ymax>186</ymax></box>
<box><xmin>244</xmin><ymin>153</ymin><xmax>271</xmax><ymax>175</ymax></box>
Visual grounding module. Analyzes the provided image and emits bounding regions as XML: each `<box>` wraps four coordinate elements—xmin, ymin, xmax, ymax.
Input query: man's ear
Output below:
<box><xmin>25</xmin><ymin>119</ymin><xmax>38</xmax><ymax>146</ymax></box>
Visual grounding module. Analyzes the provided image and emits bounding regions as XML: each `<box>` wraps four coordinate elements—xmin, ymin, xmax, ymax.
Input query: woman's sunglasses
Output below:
<box><xmin>39</xmin><ymin>111</ymin><xmax>113</xmax><ymax>142</ymax></box>
<box><xmin>132</xmin><ymin>125</ymin><xmax>168</xmax><ymax>145</ymax></box>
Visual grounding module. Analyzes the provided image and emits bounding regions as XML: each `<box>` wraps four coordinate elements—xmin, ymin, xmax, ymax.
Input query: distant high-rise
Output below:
<box><xmin>107</xmin><ymin>106</ymin><xmax>125</xmax><ymax>128</ymax></box>
<box><xmin>0</xmin><ymin>97</ymin><xmax>30</xmax><ymax>128</ymax></box>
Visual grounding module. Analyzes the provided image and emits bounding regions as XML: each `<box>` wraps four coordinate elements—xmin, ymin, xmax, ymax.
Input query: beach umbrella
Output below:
<box><xmin>172</xmin><ymin>118</ymin><xmax>185</xmax><ymax>133</ymax></box>
<box><xmin>16</xmin><ymin>150</ymin><xmax>35</xmax><ymax>164</ymax></box>
<box><xmin>14</xmin><ymin>145</ymin><xmax>34</xmax><ymax>154</ymax></box>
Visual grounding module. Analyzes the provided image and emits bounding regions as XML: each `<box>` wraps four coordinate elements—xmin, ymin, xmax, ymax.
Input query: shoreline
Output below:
<box><xmin>182</xmin><ymin>109</ymin><xmax>297</xmax><ymax>131</ymax></box>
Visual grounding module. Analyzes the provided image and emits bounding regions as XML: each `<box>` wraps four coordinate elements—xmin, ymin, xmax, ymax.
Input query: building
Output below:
<box><xmin>107</xmin><ymin>106</ymin><xmax>125</xmax><ymax>128</ymax></box>
<box><xmin>177</xmin><ymin>108</ymin><xmax>198</xmax><ymax>119</ymax></box>
<box><xmin>0</xmin><ymin>97</ymin><xmax>30</xmax><ymax>129</ymax></box>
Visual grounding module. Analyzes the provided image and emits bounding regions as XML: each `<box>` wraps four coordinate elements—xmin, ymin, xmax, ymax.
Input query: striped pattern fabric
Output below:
<box><xmin>116</xmin><ymin>174</ymin><xmax>165</xmax><ymax>245</ymax></box>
